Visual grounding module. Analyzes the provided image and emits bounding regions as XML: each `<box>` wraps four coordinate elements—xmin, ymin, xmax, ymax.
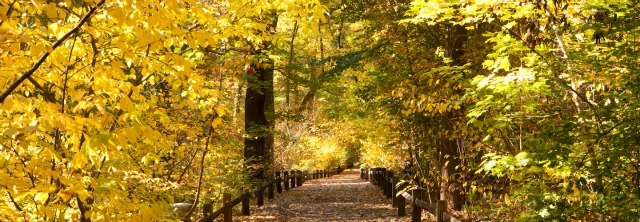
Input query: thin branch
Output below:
<box><xmin>0</xmin><ymin>0</ymin><xmax>106</xmax><ymax>103</ymax></box>
<box><xmin>182</xmin><ymin>113</ymin><xmax>218</xmax><ymax>221</ymax></box>
<box><xmin>76</xmin><ymin>195</ymin><xmax>90</xmax><ymax>222</ymax></box>
<box><xmin>0</xmin><ymin>0</ymin><xmax>18</xmax><ymax>26</ymax></box>
<box><xmin>4</xmin><ymin>188</ymin><xmax>22</xmax><ymax>211</ymax></box>
<box><xmin>5</xmin><ymin>144</ymin><xmax>36</xmax><ymax>187</ymax></box>
<box><xmin>57</xmin><ymin>5</ymin><xmax>81</xmax><ymax>18</ymax></box>
<box><xmin>26</xmin><ymin>76</ymin><xmax>56</xmax><ymax>102</ymax></box>
<box><xmin>176</xmin><ymin>149</ymin><xmax>199</xmax><ymax>184</ymax></box>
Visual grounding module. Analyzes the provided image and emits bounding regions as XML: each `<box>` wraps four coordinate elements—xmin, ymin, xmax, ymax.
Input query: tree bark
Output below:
<box><xmin>439</xmin><ymin>23</ymin><xmax>467</xmax><ymax>211</ymax></box>
<box><xmin>244</xmin><ymin>13</ymin><xmax>278</xmax><ymax>180</ymax></box>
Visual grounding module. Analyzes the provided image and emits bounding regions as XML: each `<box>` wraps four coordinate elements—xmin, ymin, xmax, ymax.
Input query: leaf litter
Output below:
<box><xmin>235</xmin><ymin>169</ymin><xmax>434</xmax><ymax>221</ymax></box>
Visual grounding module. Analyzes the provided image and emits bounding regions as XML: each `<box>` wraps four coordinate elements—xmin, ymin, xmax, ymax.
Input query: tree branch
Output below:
<box><xmin>0</xmin><ymin>0</ymin><xmax>106</xmax><ymax>103</ymax></box>
<box><xmin>4</xmin><ymin>188</ymin><xmax>22</xmax><ymax>211</ymax></box>
<box><xmin>26</xmin><ymin>76</ymin><xmax>56</xmax><ymax>102</ymax></box>
<box><xmin>0</xmin><ymin>0</ymin><xmax>17</xmax><ymax>26</ymax></box>
<box><xmin>182</xmin><ymin>113</ymin><xmax>218</xmax><ymax>221</ymax></box>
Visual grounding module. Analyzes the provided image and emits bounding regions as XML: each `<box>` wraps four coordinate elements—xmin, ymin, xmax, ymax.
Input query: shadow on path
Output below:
<box><xmin>236</xmin><ymin>168</ymin><xmax>411</xmax><ymax>222</ymax></box>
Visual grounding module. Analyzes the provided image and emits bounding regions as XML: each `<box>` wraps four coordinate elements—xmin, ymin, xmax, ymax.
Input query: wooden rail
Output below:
<box><xmin>196</xmin><ymin>166</ymin><xmax>345</xmax><ymax>222</ymax></box>
<box><xmin>361</xmin><ymin>168</ymin><xmax>463</xmax><ymax>222</ymax></box>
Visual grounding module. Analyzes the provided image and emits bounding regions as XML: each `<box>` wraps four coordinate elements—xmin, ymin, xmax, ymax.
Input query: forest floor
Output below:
<box><xmin>235</xmin><ymin>168</ymin><xmax>434</xmax><ymax>222</ymax></box>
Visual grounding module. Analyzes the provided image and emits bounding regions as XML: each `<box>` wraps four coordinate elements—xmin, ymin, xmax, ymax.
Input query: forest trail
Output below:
<box><xmin>236</xmin><ymin>169</ymin><xmax>412</xmax><ymax>222</ymax></box>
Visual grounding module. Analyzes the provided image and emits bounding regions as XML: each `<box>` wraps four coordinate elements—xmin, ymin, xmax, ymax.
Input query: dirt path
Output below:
<box><xmin>236</xmin><ymin>168</ymin><xmax>411</xmax><ymax>222</ymax></box>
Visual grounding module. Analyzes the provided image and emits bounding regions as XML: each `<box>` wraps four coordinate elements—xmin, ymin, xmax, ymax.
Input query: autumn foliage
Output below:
<box><xmin>2</xmin><ymin>0</ymin><xmax>640</xmax><ymax>221</ymax></box>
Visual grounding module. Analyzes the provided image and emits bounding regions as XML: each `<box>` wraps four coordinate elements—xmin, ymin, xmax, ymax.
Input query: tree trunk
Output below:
<box><xmin>440</xmin><ymin>129</ymin><xmax>464</xmax><ymax>210</ymax></box>
<box><xmin>439</xmin><ymin>23</ymin><xmax>467</xmax><ymax>211</ymax></box>
<box><xmin>245</xmin><ymin>13</ymin><xmax>278</xmax><ymax>180</ymax></box>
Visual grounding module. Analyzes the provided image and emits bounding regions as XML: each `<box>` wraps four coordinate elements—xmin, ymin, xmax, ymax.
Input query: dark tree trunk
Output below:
<box><xmin>244</xmin><ymin>13</ymin><xmax>278</xmax><ymax>180</ymax></box>
<box><xmin>440</xmin><ymin>125</ymin><xmax>464</xmax><ymax>210</ymax></box>
<box><xmin>244</xmin><ymin>59</ymin><xmax>274</xmax><ymax>180</ymax></box>
<box><xmin>440</xmin><ymin>23</ymin><xmax>467</xmax><ymax>211</ymax></box>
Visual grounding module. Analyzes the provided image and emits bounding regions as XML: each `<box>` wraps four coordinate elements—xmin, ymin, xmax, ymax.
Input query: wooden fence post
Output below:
<box><xmin>370</xmin><ymin>168</ymin><xmax>375</xmax><ymax>185</ymax></box>
<box><xmin>276</xmin><ymin>171</ymin><xmax>282</xmax><ymax>193</ymax></box>
<box><xmin>412</xmin><ymin>189</ymin><xmax>421</xmax><ymax>222</ymax></box>
<box><xmin>381</xmin><ymin>168</ymin><xmax>388</xmax><ymax>193</ymax></box>
<box><xmin>380</xmin><ymin>169</ymin><xmax>383</xmax><ymax>186</ymax></box>
<box><xmin>302</xmin><ymin>171</ymin><xmax>307</xmax><ymax>183</ymax></box>
<box><xmin>284</xmin><ymin>171</ymin><xmax>290</xmax><ymax>191</ymax></box>
<box><xmin>223</xmin><ymin>193</ymin><xmax>232</xmax><ymax>222</ymax></box>
<box><xmin>257</xmin><ymin>183</ymin><xmax>264</xmax><ymax>206</ymax></box>
<box><xmin>268</xmin><ymin>179</ymin><xmax>275</xmax><ymax>199</ymax></box>
<box><xmin>374</xmin><ymin>168</ymin><xmax>378</xmax><ymax>185</ymax></box>
<box><xmin>242</xmin><ymin>190</ymin><xmax>250</xmax><ymax>216</ymax></box>
<box><xmin>303</xmin><ymin>171</ymin><xmax>307</xmax><ymax>183</ymax></box>
<box><xmin>398</xmin><ymin>191</ymin><xmax>406</xmax><ymax>216</ymax></box>
<box><xmin>203</xmin><ymin>202</ymin><xmax>213</xmax><ymax>222</ymax></box>
<box><xmin>436</xmin><ymin>200</ymin><xmax>447</xmax><ymax>222</ymax></box>
<box><xmin>381</xmin><ymin>169</ymin><xmax>385</xmax><ymax>190</ymax></box>
<box><xmin>290</xmin><ymin>171</ymin><xmax>296</xmax><ymax>188</ymax></box>
<box><xmin>386</xmin><ymin>172</ymin><xmax>393</xmax><ymax>199</ymax></box>
<box><xmin>368</xmin><ymin>168</ymin><xmax>372</xmax><ymax>181</ymax></box>
<box><xmin>296</xmin><ymin>170</ymin><xmax>303</xmax><ymax>186</ymax></box>
<box><xmin>392</xmin><ymin>176</ymin><xmax>398</xmax><ymax>208</ymax></box>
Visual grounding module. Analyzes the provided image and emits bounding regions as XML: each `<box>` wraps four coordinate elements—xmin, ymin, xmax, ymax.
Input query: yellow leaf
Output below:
<box><xmin>215</xmin><ymin>106</ymin><xmax>226</xmax><ymax>117</ymax></box>
<box><xmin>72</xmin><ymin>151</ymin><xmax>87</xmax><ymax>170</ymax></box>
<box><xmin>211</xmin><ymin>117</ymin><xmax>222</xmax><ymax>128</ymax></box>
<box><xmin>95</xmin><ymin>104</ymin><xmax>106</xmax><ymax>115</ymax></box>
<box><xmin>128</xmin><ymin>215</ymin><xmax>142</xmax><ymax>222</ymax></box>
<box><xmin>2</xmin><ymin>95</ymin><xmax>13</xmax><ymax>110</ymax></box>
<box><xmin>141</xmin><ymin>206</ymin><xmax>153</xmax><ymax>221</ymax></box>
<box><xmin>4</xmin><ymin>128</ymin><xmax>18</xmax><ymax>137</ymax></box>
<box><xmin>45</xmin><ymin>3</ymin><xmax>58</xmax><ymax>18</ymax></box>
<box><xmin>55</xmin><ymin>114</ymin><xmax>66</xmax><ymax>128</ymax></box>
<box><xmin>119</xmin><ymin>97</ymin><xmax>134</xmax><ymax>112</ymax></box>
<box><xmin>118</xmin><ymin>134</ymin><xmax>128</xmax><ymax>148</ymax></box>
<box><xmin>34</xmin><ymin>192</ymin><xmax>49</xmax><ymax>204</ymax></box>
<box><xmin>48</xmin><ymin>23</ymin><xmax>58</xmax><ymax>35</ymax></box>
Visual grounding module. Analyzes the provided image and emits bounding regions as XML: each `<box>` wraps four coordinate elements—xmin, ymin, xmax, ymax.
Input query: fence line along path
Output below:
<box><xmin>236</xmin><ymin>168</ymin><xmax>410</xmax><ymax>222</ymax></box>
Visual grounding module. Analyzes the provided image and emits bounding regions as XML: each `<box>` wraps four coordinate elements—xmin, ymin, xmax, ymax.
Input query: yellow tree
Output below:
<box><xmin>1</xmin><ymin>0</ymin><xmax>333</xmax><ymax>220</ymax></box>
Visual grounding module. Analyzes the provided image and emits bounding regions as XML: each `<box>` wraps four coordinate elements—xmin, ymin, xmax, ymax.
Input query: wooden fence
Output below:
<box><xmin>361</xmin><ymin>168</ymin><xmax>463</xmax><ymax>222</ymax></box>
<box><xmin>197</xmin><ymin>166</ymin><xmax>344</xmax><ymax>222</ymax></box>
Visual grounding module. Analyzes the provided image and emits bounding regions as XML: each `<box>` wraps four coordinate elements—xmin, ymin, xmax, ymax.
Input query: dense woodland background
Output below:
<box><xmin>1</xmin><ymin>0</ymin><xmax>639</xmax><ymax>221</ymax></box>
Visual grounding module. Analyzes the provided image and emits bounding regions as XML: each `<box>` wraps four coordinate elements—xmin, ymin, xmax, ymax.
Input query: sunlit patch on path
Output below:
<box><xmin>236</xmin><ymin>169</ymin><xmax>411</xmax><ymax>222</ymax></box>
